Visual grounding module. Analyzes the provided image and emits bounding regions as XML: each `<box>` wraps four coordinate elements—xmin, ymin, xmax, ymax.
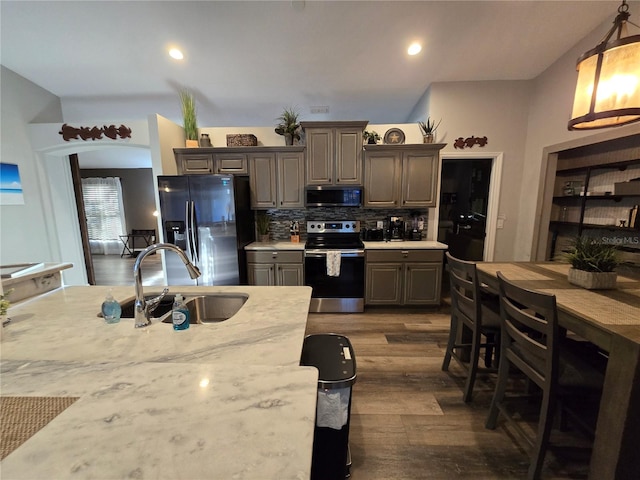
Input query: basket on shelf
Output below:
<box><xmin>226</xmin><ymin>134</ymin><xmax>257</xmax><ymax>147</ymax></box>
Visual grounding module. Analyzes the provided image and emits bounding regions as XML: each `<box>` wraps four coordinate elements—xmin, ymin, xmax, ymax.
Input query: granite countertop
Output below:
<box><xmin>363</xmin><ymin>240</ymin><xmax>448</xmax><ymax>249</ymax></box>
<box><xmin>1</xmin><ymin>262</ymin><xmax>72</xmax><ymax>290</ymax></box>
<box><xmin>246</xmin><ymin>240</ymin><xmax>448</xmax><ymax>250</ymax></box>
<box><xmin>246</xmin><ymin>241</ymin><xmax>305</xmax><ymax>251</ymax></box>
<box><xmin>1</xmin><ymin>285</ymin><xmax>318</xmax><ymax>479</ymax></box>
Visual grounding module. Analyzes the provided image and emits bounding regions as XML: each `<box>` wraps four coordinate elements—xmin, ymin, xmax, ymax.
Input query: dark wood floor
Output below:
<box><xmin>92</xmin><ymin>260</ymin><xmax>592</xmax><ymax>478</ymax></box>
<box><xmin>92</xmin><ymin>254</ymin><xmax>164</xmax><ymax>286</ymax></box>
<box><xmin>305</xmin><ymin>308</ymin><xmax>593</xmax><ymax>480</ymax></box>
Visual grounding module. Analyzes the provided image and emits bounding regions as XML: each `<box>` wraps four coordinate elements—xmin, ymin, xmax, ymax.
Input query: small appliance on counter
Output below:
<box><xmin>362</xmin><ymin>227</ymin><xmax>384</xmax><ymax>241</ymax></box>
<box><xmin>387</xmin><ymin>216</ymin><xmax>405</xmax><ymax>241</ymax></box>
<box><xmin>407</xmin><ymin>212</ymin><xmax>425</xmax><ymax>240</ymax></box>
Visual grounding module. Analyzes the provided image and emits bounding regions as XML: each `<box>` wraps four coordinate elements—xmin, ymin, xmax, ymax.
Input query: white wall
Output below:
<box><xmin>427</xmin><ymin>80</ymin><xmax>532</xmax><ymax>260</ymax></box>
<box><xmin>25</xmin><ymin>121</ymin><xmax>152</xmax><ymax>285</ymax></box>
<box><xmin>517</xmin><ymin>5</ymin><xmax>640</xmax><ymax>260</ymax></box>
<box><xmin>0</xmin><ymin>66</ymin><xmax>63</xmax><ymax>265</ymax></box>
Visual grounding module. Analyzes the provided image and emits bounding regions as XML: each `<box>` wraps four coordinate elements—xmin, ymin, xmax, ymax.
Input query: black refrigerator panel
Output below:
<box><xmin>232</xmin><ymin>176</ymin><xmax>254</xmax><ymax>285</ymax></box>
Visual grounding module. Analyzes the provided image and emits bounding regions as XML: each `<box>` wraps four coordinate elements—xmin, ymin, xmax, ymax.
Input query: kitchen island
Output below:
<box><xmin>0</xmin><ymin>285</ymin><xmax>318</xmax><ymax>479</ymax></box>
<box><xmin>1</xmin><ymin>262</ymin><xmax>72</xmax><ymax>303</ymax></box>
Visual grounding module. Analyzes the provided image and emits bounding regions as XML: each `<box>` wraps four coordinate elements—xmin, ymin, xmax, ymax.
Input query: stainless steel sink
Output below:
<box><xmin>116</xmin><ymin>294</ymin><xmax>175</xmax><ymax>319</ymax></box>
<box><xmin>162</xmin><ymin>293</ymin><xmax>248</xmax><ymax>324</ymax></box>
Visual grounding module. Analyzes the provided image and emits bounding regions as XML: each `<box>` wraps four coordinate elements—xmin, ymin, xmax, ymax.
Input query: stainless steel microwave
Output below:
<box><xmin>305</xmin><ymin>186</ymin><xmax>362</xmax><ymax>207</ymax></box>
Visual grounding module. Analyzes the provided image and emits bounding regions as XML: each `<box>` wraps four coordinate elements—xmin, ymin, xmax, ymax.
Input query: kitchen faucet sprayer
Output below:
<box><xmin>133</xmin><ymin>243</ymin><xmax>201</xmax><ymax>328</ymax></box>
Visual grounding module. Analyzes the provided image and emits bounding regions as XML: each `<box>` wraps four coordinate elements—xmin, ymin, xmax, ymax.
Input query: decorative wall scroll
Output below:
<box><xmin>453</xmin><ymin>136</ymin><xmax>488</xmax><ymax>149</ymax></box>
<box><xmin>58</xmin><ymin>124</ymin><xmax>132</xmax><ymax>142</ymax></box>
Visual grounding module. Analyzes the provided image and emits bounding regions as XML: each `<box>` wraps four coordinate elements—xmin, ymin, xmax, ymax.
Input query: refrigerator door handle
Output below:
<box><xmin>190</xmin><ymin>200</ymin><xmax>199</xmax><ymax>265</ymax></box>
<box><xmin>185</xmin><ymin>200</ymin><xmax>194</xmax><ymax>262</ymax></box>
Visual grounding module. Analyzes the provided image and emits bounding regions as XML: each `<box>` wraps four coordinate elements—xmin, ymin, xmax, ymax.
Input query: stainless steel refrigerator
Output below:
<box><xmin>157</xmin><ymin>175</ymin><xmax>254</xmax><ymax>286</ymax></box>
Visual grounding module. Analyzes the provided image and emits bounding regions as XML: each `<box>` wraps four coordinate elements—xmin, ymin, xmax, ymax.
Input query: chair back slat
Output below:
<box><xmin>447</xmin><ymin>253</ymin><xmax>481</xmax><ymax>328</ymax></box>
<box><xmin>497</xmin><ymin>272</ymin><xmax>559</xmax><ymax>389</ymax></box>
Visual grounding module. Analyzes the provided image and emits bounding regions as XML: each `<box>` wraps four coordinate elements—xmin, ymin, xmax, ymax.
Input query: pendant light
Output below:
<box><xmin>568</xmin><ymin>0</ymin><xmax>640</xmax><ymax>130</ymax></box>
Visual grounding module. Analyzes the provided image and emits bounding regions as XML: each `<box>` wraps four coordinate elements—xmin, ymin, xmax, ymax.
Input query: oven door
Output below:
<box><xmin>304</xmin><ymin>249</ymin><xmax>365</xmax><ymax>312</ymax></box>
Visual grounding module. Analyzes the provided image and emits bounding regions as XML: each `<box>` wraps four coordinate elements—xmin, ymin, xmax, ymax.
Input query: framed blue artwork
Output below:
<box><xmin>0</xmin><ymin>163</ymin><xmax>25</xmax><ymax>205</ymax></box>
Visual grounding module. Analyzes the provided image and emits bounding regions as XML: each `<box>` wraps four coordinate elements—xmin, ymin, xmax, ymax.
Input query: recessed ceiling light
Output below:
<box><xmin>408</xmin><ymin>43</ymin><xmax>422</xmax><ymax>56</ymax></box>
<box><xmin>169</xmin><ymin>48</ymin><xmax>184</xmax><ymax>60</ymax></box>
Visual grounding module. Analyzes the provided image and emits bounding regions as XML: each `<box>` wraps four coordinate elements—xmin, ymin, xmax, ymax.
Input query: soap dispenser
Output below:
<box><xmin>101</xmin><ymin>289</ymin><xmax>121</xmax><ymax>324</ymax></box>
<box><xmin>172</xmin><ymin>294</ymin><xmax>190</xmax><ymax>330</ymax></box>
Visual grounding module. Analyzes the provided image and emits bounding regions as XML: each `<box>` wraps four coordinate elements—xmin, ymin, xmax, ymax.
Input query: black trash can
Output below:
<box><xmin>300</xmin><ymin>333</ymin><xmax>357</xmax><ymax>480</ymax></box>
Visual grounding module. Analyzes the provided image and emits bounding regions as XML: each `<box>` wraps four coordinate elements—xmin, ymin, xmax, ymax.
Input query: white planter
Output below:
<box><xmin>568</xmin><ymin>268</ymin><xmax>617</xmax><ymax>290</ymax></box>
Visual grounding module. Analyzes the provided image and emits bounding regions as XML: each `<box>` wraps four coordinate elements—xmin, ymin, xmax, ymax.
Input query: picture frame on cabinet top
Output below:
<box><xmin>383</xmin><ymin>128</ymin><xmax>405</xmax><ymax>145</ymax></box>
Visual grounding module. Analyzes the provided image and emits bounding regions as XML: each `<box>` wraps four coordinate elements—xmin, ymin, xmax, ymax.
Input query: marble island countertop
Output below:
<box><xmin>1</xmin><ymin>285</ymin><xmax>318</xmax><ymax>479</ymax></box>
<box><xmin>1</xmin><ymin>262</ymin><xmax>72</xmax><ymax>303</ymax></box>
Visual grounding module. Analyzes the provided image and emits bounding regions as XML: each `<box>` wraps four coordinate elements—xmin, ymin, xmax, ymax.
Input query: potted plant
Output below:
<box><xmin>275</xmin><ymin>107</ymin><xmax>301</xmax><ymax>146</ymax></box>
<box><xmin>1</xmin><ymin>288</ymin><xmax>13</xmax><ymax>325</ymax></box>
<box><xmin>418</xmin><ymin>118</ymin><xmax>441</xmax><ymax>143</ymax></box>
<box><xmin>179</xmin><ymin>88</ymin><xmax>199</xmax><ymax>147</ymax></box>
<box><xmin>363</xmin><ymin>130</ymin><xmax>381</xmax><ymax>144</ymax></box>
<box><xmin>565</xmin><ymin>236</ymin><xmax>619</xmax><ymax>289</ymax></box>
<box><xmin>256</xmin><ymin>211</ymin><xmax>270</xmax><ymax>242</ymax></box>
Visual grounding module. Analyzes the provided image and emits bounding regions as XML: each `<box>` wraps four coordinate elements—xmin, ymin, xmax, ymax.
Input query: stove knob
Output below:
<box><xmin>310</xmin><ymin>224</ymin><xmax>315</xmax><ymax>229</ymax></box>
<box><xmin>351</xmin><ymin>223</ymin><xmax>356</xmax><ymax>229</ymax></box>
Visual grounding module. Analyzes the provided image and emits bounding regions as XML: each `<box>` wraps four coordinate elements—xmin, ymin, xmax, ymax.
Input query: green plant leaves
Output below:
<box><xmin>565</xmin><ymin>236</ymin><xmax>619</xmax><ymax>272</ymax></box>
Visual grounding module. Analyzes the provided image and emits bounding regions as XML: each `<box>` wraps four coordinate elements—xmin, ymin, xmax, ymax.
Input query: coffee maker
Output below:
<box><xmin>387</xmin><ymin>216</ymin><xmax>405</xmax><ymax>241</ymax></box>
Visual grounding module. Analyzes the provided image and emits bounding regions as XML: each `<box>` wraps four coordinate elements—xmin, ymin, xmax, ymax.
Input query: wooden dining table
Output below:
<box><xmin>475</xmin><ymin>261</ymin><xmax>640</xmax><ymax>480</ymax></box>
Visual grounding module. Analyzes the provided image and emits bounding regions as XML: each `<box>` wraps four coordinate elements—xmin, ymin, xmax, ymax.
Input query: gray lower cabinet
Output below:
<box><xmin>363</xmin><ymin>144</ymin><xmax>444</xmax><ymax>208</ymax></box>
<box><xmin>247</xmin><ymin>250</ymin><xmax>304</xmax><ymax>286</ymax></box>
<box><xmin>249</xmin><ymin>148</ymin><xmax>304</xmax><ymax>209</ymax></box>
<box><xmin>365</xmin><ymin>249</ymin><xmax>443</xmax><ymax>305</ymax></box>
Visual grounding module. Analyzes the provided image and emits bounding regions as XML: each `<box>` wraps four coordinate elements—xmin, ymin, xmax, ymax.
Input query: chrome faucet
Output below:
<box><xmin>133</xmin><ymin>243</ymin><xmax>201</xmax><ymax>328</ymax></box>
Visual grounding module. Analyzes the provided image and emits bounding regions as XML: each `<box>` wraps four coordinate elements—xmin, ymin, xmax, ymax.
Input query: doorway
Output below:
<box><xmin>438</xmin><ymin>158</ymin><xmax>493</xmax><ymax>261</ymax></box>
<box><xmin>67</xmin><ymin>146</ymin><xmax>158</xmax><ymax>285</ymax></box>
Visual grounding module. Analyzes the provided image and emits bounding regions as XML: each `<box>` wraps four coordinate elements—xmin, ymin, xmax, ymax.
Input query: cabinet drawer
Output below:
<box><xmin>176</xmin><ymin>154</ymin><xmax>214</xmax><ymax>174</ymax></box>
<box><xmin>366</xmin><ymin>249</ymin><xmax>443</xmax><ymax>263</ymax></box>
<box><xmin>215</xmin><ymin>153</ymin><xmax>248</xmax><ymax>174</ymax></box>
<box><xmin>247</xmin><ymin>250</ymin><xmax>303</xmax><ymax>264</ymax></box>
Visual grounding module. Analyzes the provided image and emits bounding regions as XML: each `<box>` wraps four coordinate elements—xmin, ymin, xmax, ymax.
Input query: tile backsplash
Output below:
<box><xmin>259</xmin><ymin>207</ymin><xmax>429</xmax><ymax>241</ymax></box>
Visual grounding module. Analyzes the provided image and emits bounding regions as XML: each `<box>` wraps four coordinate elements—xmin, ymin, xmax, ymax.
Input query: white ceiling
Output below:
<box><xmin>1</xmin><ymin>0</ymin><xmax>632</xmax><ymax>168</ymax></box>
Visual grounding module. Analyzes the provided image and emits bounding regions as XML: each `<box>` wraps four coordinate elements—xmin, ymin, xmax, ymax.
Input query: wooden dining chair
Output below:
<box><xmin>486</xmin><ymin>272</ymin><xmax>604</xmax><ymax>480</ymax></box>
<box><xmin>442</xmin><ymin>252</ymin><xmax>501</xmax><ymax>403</ymax></box>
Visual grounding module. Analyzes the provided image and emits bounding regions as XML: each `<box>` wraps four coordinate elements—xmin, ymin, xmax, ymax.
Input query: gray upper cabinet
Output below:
<box><xmin>277</xmin><ymin>150</ymin><xmax>305</xmax><ymax>208</ymax></box>
<box><xmin>363</xmin><ymin>150</ymin><xmax>401</xmax><ymax>208</ymax></box>
<box><xmin>363</xmin><ymin>143</ymin><xmax>445</xmax><ymax>208</ymax></box>
<box><xmin>174</xmin><ymin>151</ymin><xmax>214</xmax><ymax>174</ymax></box>
<box><xmin>301</xmin><ymin>121</ymin><xmax>368</xmax><ymax>185</ymax></box>
<box><xmin>215</xmin><ymin>152</ymin><xmax>249</xmax><ymax>174</ymax></box>
<box><xmin>174</xmin><ymin>148</ymin><xmax>249</xmax><ymax>175</ymax></box>
<box><xmin>249</xmin><ymin>152</ymin><xmax>277</xmax><ymax>208</ymax></box>
<box><xmin>249</xmin><ymin>147</ymin><xmax>305</xmax><ymax>209</ymax></box>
